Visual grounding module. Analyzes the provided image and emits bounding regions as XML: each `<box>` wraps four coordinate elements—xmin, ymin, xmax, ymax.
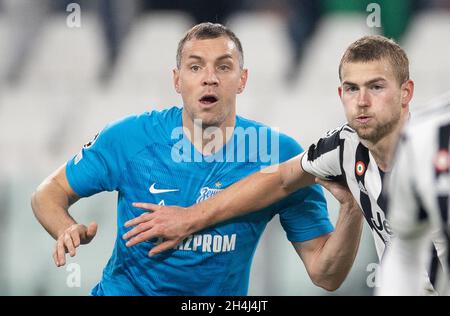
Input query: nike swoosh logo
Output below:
<box><xmin>149</xmin><ymin>183</ymin><xmax>179</xmax><ymax>194</ymax></box>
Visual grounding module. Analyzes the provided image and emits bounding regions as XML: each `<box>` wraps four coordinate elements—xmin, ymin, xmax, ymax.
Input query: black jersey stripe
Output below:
<box><xmin>445</xmin><ymin>231</ymin><xmax>450</xmax><ymax>268</ymax></box>
<box><xmin>355</xmin><ymin>143</ymin><xmax>387</xmax><ymax>243</ymax></box>
<box><xmin>307</xmin><ymin>130</ymin><xmax>341</xmax><ymax>161</ymax></box>
<box><xmin>325</xmin><ymin>138</ymin><xmax>347</xmax><ymax>183</ymax></box>
<box><xmin>355</xmin><ymin>143</ymin><xmax>372</xmax><ymax>226</ymax></box>
<box><xmin>377</xmin><ymin>169</ymin><xmax>389</xmax><ymax>216</ymax></box>
<box><xmin>429</xmin><ymin>247</ymin><xmax>437</xmax><ymax>286</ymax></box>
<box><xmin>438</xmin><ymin>196</ymin><xmax>449</xmax><ymax>226</ymax></box>
<box><xmin>436</xmin><ymin>123</ymin><xmax>449</xmax><ymax>226</ymax></box>
<box><xmin>437</xmin><ymin>123</ymin><xmax>450</xmax><ymax>158</ymax></box>
<box><xmin>439</xmin><ymin>197</ymin><xmax>450</xmax><ymax>268</ymax></box>
<box><xmin>339</xmin><ymin>138</ymin><xmax>346</xmax><ymax>184</ymax></box>
<box><xmin>436</xmin><ymin>123</ymin><xmax>450</xmax><ymax>268</ymax></box>
<box><xmin>415</xmin><ymin>188</ymin><xmax>429</xmax><ymax>222</ymax></box>
<box><xmin>428</xmin><ymin>244</ymin><xmax>443</xmax><ymax>288</ymax></box>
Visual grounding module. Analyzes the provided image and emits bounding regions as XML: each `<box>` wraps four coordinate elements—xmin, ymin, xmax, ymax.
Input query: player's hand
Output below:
<box><xmin>123</xmin><ymin>203</ymin><xmax>193</xmax><ymax>256</ymax></box>
<box><xmin>315</xmin><ymin>177</ymin><xmax>357</xmax><ymax>209</ymax></box>
<box><xmin>53</xmin><ymin>222</ymin><xmax>98</xmax><ymax>267</ymax></box>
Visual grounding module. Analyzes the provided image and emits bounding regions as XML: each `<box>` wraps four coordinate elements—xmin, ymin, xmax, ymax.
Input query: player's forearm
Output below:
<box><xmin>31</xmin><ymin>179</ymin><xmax>77</xmax><ymax>239</ymax></box>
<box><xmin>188</xmin><ymin>161</ymin><xmax>311</xmax><ymax>233</ymax></box>
<box><xmin>311</xmin><ymin>202</ymin><xmax>364</xmax><ymax>291</ymax></box>
<box><xmin>183</xmin><ymin>155</ymin><xmax>313</xmax><ymax>234</ymax></box>
<box><xmin>188</xmin><ymin>168</ymin><xmax>287</xmax><ymax>231</ymax></box>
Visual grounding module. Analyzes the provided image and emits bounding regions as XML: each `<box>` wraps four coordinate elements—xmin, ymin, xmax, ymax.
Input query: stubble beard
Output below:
<box><xmin>192</xmin><ymin>104</ymin><xmax>231</xmax><ymax>130</ymax></box>
<box><xmin>351</xmin><ymin>114</ymin><xmax>401</xmax><ymax>144</ymax></box>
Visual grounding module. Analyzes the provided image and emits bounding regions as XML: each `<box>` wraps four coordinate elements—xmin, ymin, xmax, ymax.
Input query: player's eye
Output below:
<box><xmin>217</xmin><ymin>64</ymin><xmax>231</xmax><ymax>71</ymax></box>
<box><xmin>371</xmin><ymin>85</ymin><xmax>384</xmax><ymax>91</ymax></box>
<box><xmin>345</xmin><ymin>86</ymin><xmax>358</xmax><ymax>92</ymax></box>
<box><xmin>190</xmin><ymin>65</ymin><xmax>201</xmax><ymax>72</ymax></box>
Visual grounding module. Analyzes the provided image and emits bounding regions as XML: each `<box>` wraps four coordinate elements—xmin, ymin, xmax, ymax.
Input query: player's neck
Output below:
<box><xmin>182</xmin><ymin>111</ymin><xmax>236</xmax><ymax>156</ymax></box>
<box><xmin>363</xmin><ymin>117</ymin><xmax>407</xmax><ymax>172</ymax></box>
<box><xmin>364</xmin><ymin>138</ymin><xmax>395</xmax><ymax>172</ymax></box>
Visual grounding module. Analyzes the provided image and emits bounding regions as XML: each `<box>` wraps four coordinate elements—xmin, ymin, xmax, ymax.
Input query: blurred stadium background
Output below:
<box><xmin>0</xmin><ymin>0</ymin><xmax>449</xmax><ymax>295</ymax></box>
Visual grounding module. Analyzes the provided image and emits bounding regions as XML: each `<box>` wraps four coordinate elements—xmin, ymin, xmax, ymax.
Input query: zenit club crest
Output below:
<box><xmin>196</xmin><ymin>187</ymin><xmax>223</xmax><ymax>203</ymax></box>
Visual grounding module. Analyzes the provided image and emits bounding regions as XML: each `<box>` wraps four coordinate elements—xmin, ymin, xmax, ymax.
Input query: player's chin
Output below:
<box><xmin>196</xmin><ymin>111</ymin><xmax>225</xmax><ymax>127</ymax></box>
<box><xmin>353</xmin><ymin>125</ymin><xmax>375</xmax><ymax>139</ymax></box>
<box><xmin>358</xmin><ymin>129</ymin><xmax>381</xmax><ymax>143</ymax></box>
<box><xmin>200</xmin><ymin>117</ymin><xmax>223</xmax><ymax>128</ymax></box>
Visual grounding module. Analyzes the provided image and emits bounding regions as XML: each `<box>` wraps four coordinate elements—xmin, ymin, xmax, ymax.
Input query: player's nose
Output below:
<box><xmin>357</xmin><ymin>88</ymin><xmax>370</xmax><ymax>107</ymax></box>
<box><xmin>202</xmin><ymin>67</ymin><xmax>219</xmax><ymax>86</ymax></box>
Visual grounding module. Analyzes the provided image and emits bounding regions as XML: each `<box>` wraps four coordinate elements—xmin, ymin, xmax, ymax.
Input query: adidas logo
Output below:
<box><xmin>358</xmin><ymin>180</ymin><xmax>368</xmax><ymax>195</ymax></box>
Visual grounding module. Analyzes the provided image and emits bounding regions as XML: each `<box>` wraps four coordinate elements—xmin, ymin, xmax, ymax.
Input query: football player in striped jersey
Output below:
<box><xmin>378</xmin><ymin>93</ymin><xmax>450</xmax><ymax>295</ymax></box>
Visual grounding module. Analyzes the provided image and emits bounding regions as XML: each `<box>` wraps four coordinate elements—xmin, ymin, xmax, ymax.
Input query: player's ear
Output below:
<box><xmin>237</xmin><ymin>68</ymin><xmax>248</xmax><ymax>94</ymax></box>
<box><xmin>401</xmin><ymin>79</ymin><xmax>414</xmax><ymax>107</ymax></box>
<box><xmin>338</xmin><ymin>86</ymin><xmax>343</xmax><ymax>99</ymax></box>
<box><xmin>173</xmin><ymin>68</ymin><xmax>181</xmax><ymax>94</ymax></box>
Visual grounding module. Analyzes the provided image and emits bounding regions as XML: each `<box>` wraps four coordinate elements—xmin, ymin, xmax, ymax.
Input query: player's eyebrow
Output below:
<box><xmin>365</xmin><ymin>77</ymin><xmax>387</xmax><ymax>85</ymax></box>
<box><xmin>186</xmin><ymin>54</ymin><xmax>234</xmax><ymax>63</ymax></box>
<box><xmin>342</xmin><ymin>81</ymin><xmax>359</xmax><ymax>89</ymax></box>
<box><xmin>342</xmin><ymin>77</ymin><xmax>387</xmax><ymax>86</ymax></box>
<box><xmin>216</xmin><ymin>54</ymin><xmax>233</xmax><ymax>62</ymax></box>
<box><xmin>186</xmin><ymin>55</ymin><xmax>204</xmax><ymax>62</ymax></box>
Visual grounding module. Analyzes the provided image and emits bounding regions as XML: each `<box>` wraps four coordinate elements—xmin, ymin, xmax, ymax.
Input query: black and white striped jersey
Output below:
<box><xmin>300</xmin><ymin>124</ymin><xmax>393</xmax><ymax>259</ymax></box>
<box><xmin>300</xmin><ymin>119</ymin><xmax>446</xmax><ymax>294</ymax></box>
<box><xmin>379</xmin><ymin>94</ymin><xmax>450</xmax><ymax>295</ymax></box>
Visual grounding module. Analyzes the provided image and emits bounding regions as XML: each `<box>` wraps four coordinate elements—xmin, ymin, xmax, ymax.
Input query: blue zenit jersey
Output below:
<box><xmin>66</xmin><ymin>106</ymin><xmax>333</xmax><ymax>295</ymax></box>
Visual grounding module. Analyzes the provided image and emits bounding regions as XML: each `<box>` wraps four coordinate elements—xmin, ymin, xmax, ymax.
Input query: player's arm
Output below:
<box><xmin>124</xmin><ymin>130</ymin><xmax>345</xmax><ymax>255</ymax></box>
<box><xmin>189</xmin><ymin>153</ymin><xmax>315</xmax><ymax>228</ymax></box>
<box><xmin>293</xmin><ymin>179</ymin><xmax>363</xmax><ymax>291</ymax></box>
<box><xmin>124</xmin><ymin>153</ymin><xmax>315</xmax><ymax>252</ymax></box>
<box><xmin>31</xmin><ymin>164</ymin><xmax>97</xmax><ymax>267</ymax></box>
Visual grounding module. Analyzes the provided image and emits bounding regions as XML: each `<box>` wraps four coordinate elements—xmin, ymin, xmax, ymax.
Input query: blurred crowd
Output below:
<box><xmin>2</xmin><ymin>0</ymin><xmax>450</xmax><ymax>86</ymax></box>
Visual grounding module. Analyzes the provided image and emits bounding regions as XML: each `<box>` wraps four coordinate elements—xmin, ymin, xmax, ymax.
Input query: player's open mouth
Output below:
<box><xmin>199</xmin><ymin>95</ymin><xmax>219</xmax><ymax>106</ymax></box>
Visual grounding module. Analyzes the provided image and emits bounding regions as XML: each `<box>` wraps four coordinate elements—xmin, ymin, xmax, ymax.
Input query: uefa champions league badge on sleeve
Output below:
<box><xmin>83</xmin><ymin>132</ymin><xmax>99</xmax><ymax>149</ymax></box>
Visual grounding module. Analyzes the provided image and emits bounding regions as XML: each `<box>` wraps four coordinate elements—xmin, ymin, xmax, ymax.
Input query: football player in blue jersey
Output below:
<box><xmin>129</xmin><ymin>35</ymin><xmax>450</xmax><ymax>295</ymax></box>
<box><xmin>31</xmin><ymin>22</ymin><xmax>362</xmax><ymax>295</ymax></box>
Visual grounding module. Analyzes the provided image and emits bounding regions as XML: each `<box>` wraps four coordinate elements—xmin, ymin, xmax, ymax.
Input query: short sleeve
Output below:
<box><xmin>65</xmin><ymin>115</ymin><xmax>144</xmax><ymax>197</ymax></box>
<box><xmin>301</xmin><ymin>128</ymin><xmax>343</xmax><ymax>181</ymax></box>
<box><xmin>278</xmin><ymin>184</ymin><xmax>334</xmax><ymax>242</ymax></box>
<box><xmin>275</xmin><ymin>133</ymin><xmax>334</xmax><ymax>242</ymax></box>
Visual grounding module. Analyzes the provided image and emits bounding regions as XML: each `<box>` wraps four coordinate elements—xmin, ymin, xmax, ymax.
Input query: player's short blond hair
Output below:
<box><xmin>176</xmin><ymin>22</ymin><xmax>244</xmax><ymax>69</ymax></box>
<box><xmin>339</xmin><ymin>35</ymin><xmax>410</xmax><ymax>86</ymax></box>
